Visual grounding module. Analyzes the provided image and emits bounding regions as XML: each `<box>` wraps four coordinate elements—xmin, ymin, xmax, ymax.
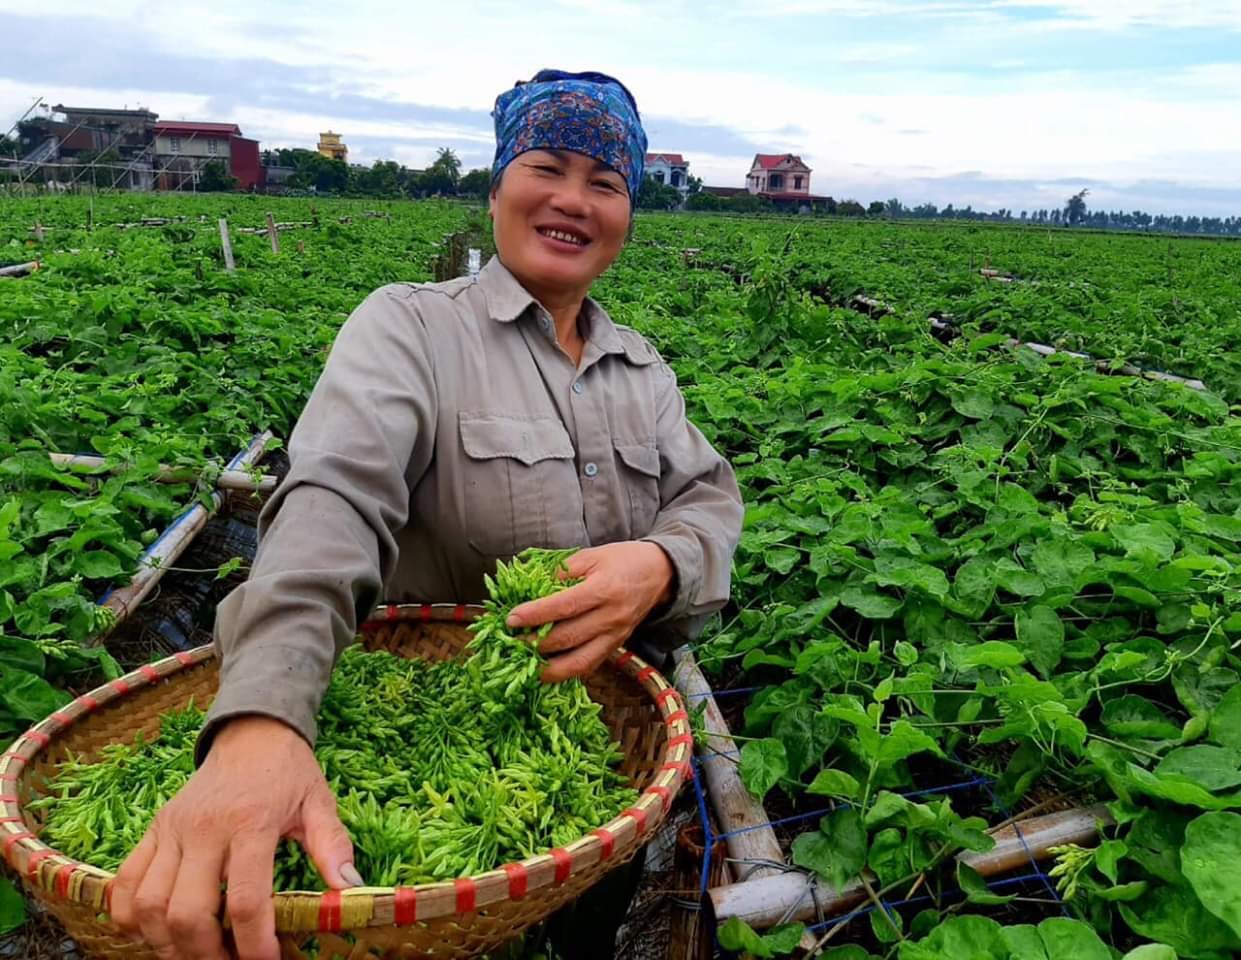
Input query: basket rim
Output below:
<box><xmin>0</xmin><ymin>603</ymin><xmax>692</xmax><ymax>933</ymax></box>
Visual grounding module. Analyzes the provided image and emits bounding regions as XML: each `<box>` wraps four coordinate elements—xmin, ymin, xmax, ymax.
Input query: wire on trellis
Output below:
<box><xmin>691</xmin><ymin>737</ymin><xmax>1067</xmax><ymax>951</ymax></box>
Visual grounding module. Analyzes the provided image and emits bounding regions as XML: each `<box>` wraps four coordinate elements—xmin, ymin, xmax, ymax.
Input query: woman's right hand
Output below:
<box><xmin>111</xmin><ymin>715</ymin><xmax>360</xmax><ymax>960</ymax></box>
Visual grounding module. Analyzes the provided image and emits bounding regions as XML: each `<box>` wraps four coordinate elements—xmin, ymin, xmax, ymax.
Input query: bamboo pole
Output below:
<box><xmin>93</xmin><ymin>432</ymin><xmax>273</xmax><ymax>638</ymax></box>
<box><xmin>0</xmin><ymin>260</ymin><xmax>39</xmax><ymax>278</ymax></box>
<box><xmin>46</xmin><ymin>451</ymin><xmax>277</xmax><ymax>493</ymax></box>
<box><xmin>218</xmin><ymin>218</ymin><xmax>235</xmax><ymax>272</ymax></box>
<box><xmin>706</xmin><ymin>804</ymin><xmax>1113</xmax><ymax>930</ymax></box>
<box><xmin>266</xmin><ymin>212</ymin><xmax>280</xmax><ymax>254</ymax></box>
<box><xmin>671</xmin><ymin>649</ymin><xmax>784</xmax><ymax>883</ymax></box>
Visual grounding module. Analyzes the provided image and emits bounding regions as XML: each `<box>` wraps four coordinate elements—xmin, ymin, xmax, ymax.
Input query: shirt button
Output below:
<box><xmin>583</xmin><ymin>462</ymin><xmax>598</xmax><ymax>478</ymax></box>
<box><xmin>539</xmin><ymin>316</ymin><xmax>551</xmax><ymax>330</ymax></box>
<box><xmin>572</xmin><ymin>381</ymin><xmax>584</xmax><ymax>394</ymax></box>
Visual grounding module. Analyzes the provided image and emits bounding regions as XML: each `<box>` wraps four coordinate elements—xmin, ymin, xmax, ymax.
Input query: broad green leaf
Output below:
<box><xmin>868</xmin><ymin>556</ymin><xmax>949</xmax><ymax>599</ymax></box>
<box><xmin>718</xmin><ymin>916</ymin><xmax>775</xmax><ymax>957</ymax></box>
<box><xmin>877</xmin><ymin>720</ymin><xmax>943</xmax><ymax>764</ymax></box>
<box><xmin>1094</xmin><ymin>838</ymin><xmax>1127</xmax><ymax>884</ymax></box>
<box><xmin>1031</xmin><ymin>538</ymin><xmax>1095</xmax><ymax>590</ymax></box>
<box><xmin>0</xmin><ymin>666</ymin><xmax>71</xmax><ymax>722</ymax></box>
<box><xmin>763</xmin><ymin>545</ymin><xmax>801</xmax><ymax>575</ymax></box>
<box><xmin>950</xmin><ymin>389</ymin><xmax>995</xmax><ymax>420</ymax></box>
<box><xmin>806</xmin><ymin>768</ymin><xmax>861</xmax><ymax>800</ymax></box>
<box><xmin>1120</xmin><ymin>883</ymin><xmax>1241</xmax><ymax>957</ymax></box>
<box><xmin>1112</xmin><ymin>523</ymin><xmax>1177</xmax><ymax>563</ymax></box>
<box><xmin>839</xmin><ymin>584</ymin><xmax>903</xmax><ymax>619</ymax></box>
<box><xmin>1209</xmin><ymin>686</ymin><xmax>1241</xmax><ymax>750</ymax></box>
<box><xmin>1181</xmin><ymin>812</ymin><xmax>1241</xmax><ymax>937</ymax></box>
<box><xmin>1120</xmin><ymin>947</ymin><xmax>1177</xmax><ymax>960</ymax></box>
<box><xmin>1014</xmin><ymin>605</ymin><xmax>1064</xmax><ymax>678</ymax></box>
<box><xmin>899</xmin><ymin>915</ymin><xmax>1009</xmax><ymax>960</ymax></box>
<box><xmin>0</xmin><ymin>874</ymin><xmax>25</xmax><ymax>935</ymax></box>
<box><xmin>869</xmin><ymin>903</ymin><xmax>903</xmax><ymax>945</ymax></box>
<box><xmin>1034</xmin><ymin>918</ymin><xmax>1112</xmax><ymax>960</ymax></box>
<box><xmin>994</xmin><ymin>558</ymin><xmax>1044</xmax><ymax>597</ymax></box>
<box><xmin>1157</xmin><ymin>746</ymin><xmax>1241</xmax><ymax>792</ymax></box>
<box><xmin>1102</xmin><ymin>695</ymin><xmax>1183</xmax><ymax>740</ymax></box>
<box><xmin>956</xmin><ymin>862</ymin><xmax>1014</xmax><ymax>905</ymax></box>
<box><xmin>739</xmin><ymin>738</ymin><xmax>788</xmax><ymax>800</ymax></box>
<box><xmin>773</xmin><ymin>703</ymin><xmax>837</xmax><ymax>777</ymax></box>
<box><xmin>73</xmin><ymin>549</ymin><xmax>125</xmax><ymax>580</ymax></box>
<box><xmin>817</xmin><ymin>807</ymin><xmax>867</xmax><ymax>892</ymax></box>
<box><xmin>951</xmin><ymin>640</ymin><xmax>1026</xmax><ymax>670</ymax></box>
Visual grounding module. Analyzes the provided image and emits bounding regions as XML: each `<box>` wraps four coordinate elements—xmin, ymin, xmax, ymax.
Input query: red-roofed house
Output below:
<box><xmin>645</xmin><ymin>152</ymin><xmax>690</xmax><ymax>194</ymax></box>
<box><xmin>747</xmin><ymin>153</ymin><xmax>812</xmax><ymax>195</ymax></box>
<box><xmin>153</xmin><ymin>121</ymin><xmax>264</xmax><ymax>191</ymax></box>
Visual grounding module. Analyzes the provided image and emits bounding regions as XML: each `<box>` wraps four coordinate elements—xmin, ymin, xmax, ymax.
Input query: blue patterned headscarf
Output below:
<box><xmin>491</xmin><ymin>69</ymin><xmax>647</xmax><ymax>204</ymax></box>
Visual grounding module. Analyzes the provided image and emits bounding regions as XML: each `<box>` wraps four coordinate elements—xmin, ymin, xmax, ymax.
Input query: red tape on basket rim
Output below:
<box><xmin>550</xmin><ymin>847</ymin><xmax>572</xmax><ymax>885</ymax></box>
<box><xmin>54</xmin><ymin>862</ymin><xmax>76</xmax><ymax>898</ymax></box>
<box><xmin>318</xmin><ymin>889</ymin><xmax>342</xmax><ymax>932</ymax></box>
<box><xmin>0</xmin><ymin>752</ymin><xmax>23</xmax><ymax>766</ymax></box>
<box><xmin>138</xmin><ymin>664</ymin><xmax>160</xmax><ymax>683</ymax></box>
<box><xmin>50</xmin><ymin>711</ymin><xmax>72</xmax><ymax>728</ymax></box>
<box><xmin>27</xmin><ymin>849</ymin><xmax>54</xmax><ymax>881</ymax></box>
<box><xmin>419</xmin><ymin>604</ymin><xmax>433</xmax><ymax>623</ymax></box>
<box><xmin>591</xmin><ymin>828</ymin><xmax>615</xmax><ymax>861</ymax></box>
<box><xmin>385</xmin><ymin>604</ymin><xmax>400</xmax><ymax>621</ymax></box>
<box><xmin>452</xmin><ymin>603</ymin><xmax>466</xmax><ymax>622</ymax></box>
<box><xmin>647</xmin><ymin>784</ymin><xmax>672</xmax><ymax>811</ymax></box>
<box><xmin>662</xmin><ymin>760</ymin><xmax>690</xmax><ymax>777</ymax></box>
<box><xmin>622</xmin><ymin>806</ymin><xmax>648</xmax><ymax>835</ymax></box>
<box><xmin>503</xmin><ymin>862</ymin><xmax>528</xmax><ymax>900</ymax></box>
<box><xmin>75</xmin><ymin>694</ymin><xmax>100</xmax><ymax>712</ymax></box>
<box><xmin>3</xmin><ymin>832</ymin><xmax>33</xmax><ymax>857</ymax></box>
<box><xmin>24</xmin><ymin>731</ymin><xmax>49</xmax><ymax>749</ymax></box>
<box><xmin>173</xmin><ymin>651</ymin><xmax>194</xmax><ymax>666</ymax></box>
<box><xmin>109</xmin><ymin>679</ymin><xmax>131</xmax><ymax>696</ymax></box>
<box><xmin>454</xmin><ymin>877</ymin><xmax>477</xmax><ymax>913</ymax></box>
<box><xmin>614</xmin><ymin>650</ymin><xmax>635</xmax><ymax>669</ymax></box>
<box><xmin>665</xmin><ymin>710</ymin><xmax>688</xmax><ymax>727</ymax></box>
<box><xmin>393</xmin><ymin>886</ymin><xmax>417</xmax><ymax>925</ymax></box>
<box><xmin>668</xmin><ymin>733</ymin><xmax>693</xmax><ymax>750</ymax></box>
<box><xmin>656</xmin><ymin>688</ymin><xmax>681</xmax><ymax>709</ymax></box>
<box><xmin>636</xmin><ymin>665</ymin><xmax>657</xmax><ymax>683</ymax></box>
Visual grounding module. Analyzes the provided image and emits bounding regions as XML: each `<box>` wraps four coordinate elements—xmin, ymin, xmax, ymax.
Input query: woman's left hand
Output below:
<box><xmin>506</xmin><ymin>541</ymin><xmax>675</xmax><ymax>682</ymax></box>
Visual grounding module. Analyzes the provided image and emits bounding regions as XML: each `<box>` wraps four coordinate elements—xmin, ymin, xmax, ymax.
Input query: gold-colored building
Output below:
<box><xmin>318</xmin><ymin>131</ymin><xmax>348</xmax><ymax>161</ymax></box>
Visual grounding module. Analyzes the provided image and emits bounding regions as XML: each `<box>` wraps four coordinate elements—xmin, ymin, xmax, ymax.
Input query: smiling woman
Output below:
<box><xmin>108</xmin><ymin>69</ymin><xmax>744</xmax><ymax>960</ymax></box>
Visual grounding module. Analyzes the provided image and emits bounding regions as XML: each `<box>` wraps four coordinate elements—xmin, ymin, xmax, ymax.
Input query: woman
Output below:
<box><xmin>111</xmin><ymin>69</ymin><xmax>742</xmax><ymax>960</ymax></box>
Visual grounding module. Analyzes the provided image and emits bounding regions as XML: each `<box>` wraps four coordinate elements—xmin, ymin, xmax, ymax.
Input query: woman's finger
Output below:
<box><xmin>508</xmin><ymin>580</ymin><xmax>603</xmax><ymax>629</ymax></box>
<box><xmin>542</xmin><ymin>632</ymin><xmax>619</xmax><ymax>682</ymax></box>
<box><xmin>224</xmin><ymin>831</ymin><xmax>280</xmax><ymax>960</ymax></box>
<box><xmin>132</xmin><ymin>835</ymin><xmax>183</xmax><ymax>957</ymax></box>
<box><xmin>167</xmin><ymin>845</ymin><xmax>228</xmax><ymax>960</ymax></box>
<box><xmin>112</xmin><ymin>829</ymin><xmax>160</xmax><ymax>936</ymax></box>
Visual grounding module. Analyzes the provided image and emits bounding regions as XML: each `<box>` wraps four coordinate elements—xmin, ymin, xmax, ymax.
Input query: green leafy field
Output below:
<box><xmin>3</xmin><ymin>197</ymin><xmax>1241</xmax><ymax>956</ymax></box>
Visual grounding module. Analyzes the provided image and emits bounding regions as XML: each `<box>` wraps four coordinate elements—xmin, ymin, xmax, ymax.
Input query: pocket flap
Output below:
<box><xmin>460</xmin><ymin>413</ymin><xmax>575</xmax><ymax>466</ymax></box>
<box><xmin>615</xmin><ymin>441</ymin><xmax>661</xmax><ymax>478</ymax></box>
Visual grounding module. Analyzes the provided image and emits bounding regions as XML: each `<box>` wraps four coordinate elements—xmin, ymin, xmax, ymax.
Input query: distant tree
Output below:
<box><xmin>884</xmin><ymin>198</ymin><xmax>904</xmax><ymax>217</ymax></box>
<box><xmin>637</xmin><ymin>175</ymin><xmax>681</xmax><ymax>211</ymax></box>
<box><xmin>837</xmin><ymin>199</ymin><xmax>866</xmax><ymax>217</ymax></box>
<box><xmin>684</xmin><ymin>190</ymin><xmax>723</xmax><ymax>211</ymax></box>
<box><xmin>821</xmin><ymin>196</ymin><xmax>838</xmax><ymax>215</ymax></box>
<box><xmin>198</xmin><ymin>160</ymin><xmax>237</xmax><ymax>192</ymax></box>
<box><xmin>686</xmin><ymin>174</ymin><xmax>703</xmax><ymax>195</ymax></box>
<box><xmin>458</xmin><ymin>168</ymin><xmax>491</xmax><ymax>200</ymax></box>
<box><xmin>1065</xmin><ymin>188</ymin><xmax>1089</xmax><ymax>226</ymax></box>
<box><xmin>0</xmin><ymin>133</ymin><xmax>20</xmax><ymax>159</ymax></box>
<box><xmin>430</xmin><ymin>148</ymin><xmax>462</xmax><ymax>184</ymax></box>
<box><xmin>728</xmin><ymin>193</ymin><xmax>762</xmax><ymax>213</ymax></box>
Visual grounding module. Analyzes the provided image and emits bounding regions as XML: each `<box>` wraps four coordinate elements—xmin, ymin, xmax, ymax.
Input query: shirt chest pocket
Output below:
<box><xmin>459</xmin><ymin>412</ymin><xmax>583</xmax><ymax>556</ymax></box>
<box><xmin>614</xmin><ymin>441</ymin><xmax>662</xmax><ymax>538</ymax></box>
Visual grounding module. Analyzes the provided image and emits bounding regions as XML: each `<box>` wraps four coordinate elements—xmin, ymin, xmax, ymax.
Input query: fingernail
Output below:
<box><xmin>506</xmin><ymin>614</ymin><xmax>521</xmax><ymax>628</ymax></box>
<box><xmin>340</xmin><ymin>863</ymin><xmax>364</xmax><ymax>887</ymax></box>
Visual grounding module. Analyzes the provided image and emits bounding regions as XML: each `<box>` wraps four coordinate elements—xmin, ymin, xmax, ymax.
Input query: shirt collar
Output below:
<box><xmin>478</xmin><ymin>255</ymin><xmax>625</xmax><ymax>355</ymax></box>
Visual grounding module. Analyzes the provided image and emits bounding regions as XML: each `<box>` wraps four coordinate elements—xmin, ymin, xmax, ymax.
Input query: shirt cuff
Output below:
<box><xmin>640</xmin><ymin>530</ymin><xmax>701</xmax><ymax>623</ymax></box>
<box><xmin>194</xmin><ymin>644</ymin><xmax>326</xmax><ymax>766</ymax></box>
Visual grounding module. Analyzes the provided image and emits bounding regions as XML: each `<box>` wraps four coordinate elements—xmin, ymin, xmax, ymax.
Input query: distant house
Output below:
<box><xmin>153</xmin><ymin>121</ymin><xmax>264</xmax><ymax>191</ymax></box>
<box><xmin>747</xmin><ymin>153</ymin><xmax>812</xmax><ymax>194</ymax></box>
<box><xmin>12</xmin><ymin>105</ymin><xmax>158</xmax><ymax>189</ymax></box>
<box><xmin>318</xmin><ymin>131</ymin><xmax>348</xmax><ymax>162</ymax></box>
<box><xmin>645</xmin><ymin>152</ymin><xmax>690</xmax><ymax>193</ymax></box>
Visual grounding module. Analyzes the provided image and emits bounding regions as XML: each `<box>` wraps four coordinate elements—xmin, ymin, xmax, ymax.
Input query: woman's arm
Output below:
<box><xmin>199</xmin><ymin>283</ymin><xmax>439</xmax><ymax>757</ymax></box>
<box><xmin>637</xmin><ymin>356</ymin><xmax>744</xmax><ymax>646</ymax></box>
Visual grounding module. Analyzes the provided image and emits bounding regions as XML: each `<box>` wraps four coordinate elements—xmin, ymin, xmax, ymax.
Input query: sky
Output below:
<box><xmin>2</xmin><ymin>0</ymin><xmax>1240</xmax><ymax>217</ymax></box>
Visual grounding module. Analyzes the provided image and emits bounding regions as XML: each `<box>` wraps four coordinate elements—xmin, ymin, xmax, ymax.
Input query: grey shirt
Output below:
<box><xmin>203</xmin><ymin>255</ymin><xmax>743</xmax><ymax>752</ymax></box>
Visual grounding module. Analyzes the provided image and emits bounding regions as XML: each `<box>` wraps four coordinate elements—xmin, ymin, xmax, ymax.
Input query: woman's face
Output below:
<box><xmin>490</xmin><ymin>149</ymin><xmax>631</xmax><ymax>302</ymax></box>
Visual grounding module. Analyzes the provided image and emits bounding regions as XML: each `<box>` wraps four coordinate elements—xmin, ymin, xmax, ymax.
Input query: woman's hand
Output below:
<box><xmin>110</xmin><ymin>716</ymin><xmax>360</xmax><ymax>960</ymax></box>
<box><xmin>506</xmin><ymin>541</ymin><xmax>675</xmax><ymax>681</ymax></box>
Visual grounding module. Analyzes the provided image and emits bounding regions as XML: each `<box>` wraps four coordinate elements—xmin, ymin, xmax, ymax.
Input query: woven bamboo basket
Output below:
<box><xmin>0</xmin><ymin>603</ymin><xmax>692</xmax><ymax>959</ymax></box>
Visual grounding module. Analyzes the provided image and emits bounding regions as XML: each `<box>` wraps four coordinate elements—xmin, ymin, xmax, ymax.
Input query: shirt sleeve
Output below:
<box><xmin>638</xmin><ymin>357</ymin><xmax>743</xmax><ymax>650</ymax></box>
<box><xmin>197</xmin><ymin>284</ymin><xmax>438</xmax><ymax>763</ymax></box>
